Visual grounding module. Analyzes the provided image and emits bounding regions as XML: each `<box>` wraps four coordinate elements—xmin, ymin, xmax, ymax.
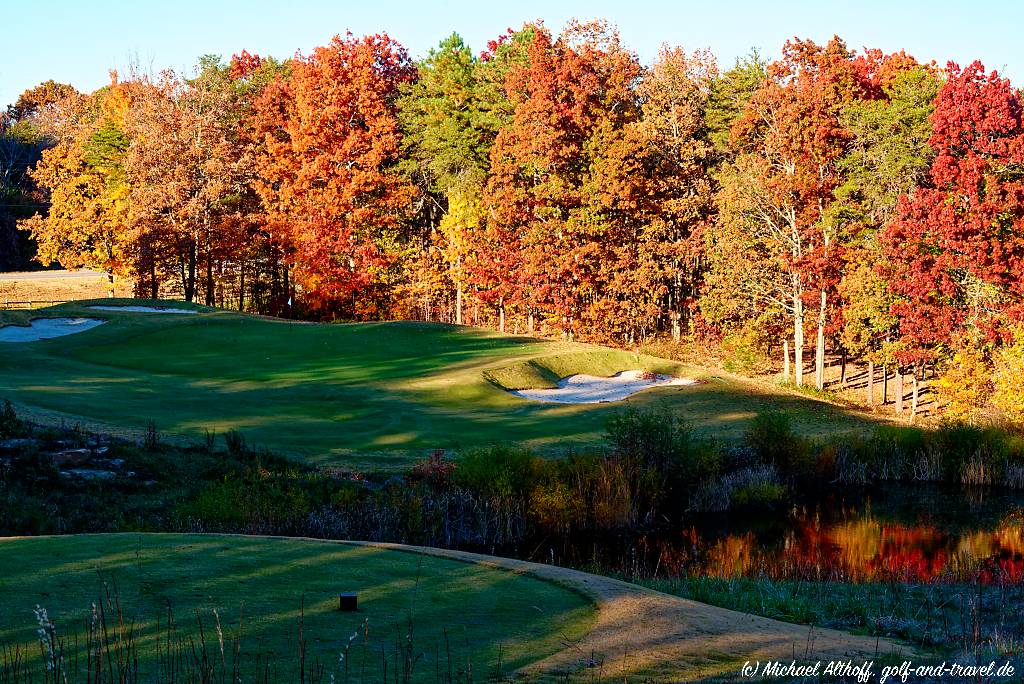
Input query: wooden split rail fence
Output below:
<box><xmin>1</xmin><ymin>299</ymin><xmax>72</xmax><ymax>310</ymax></box>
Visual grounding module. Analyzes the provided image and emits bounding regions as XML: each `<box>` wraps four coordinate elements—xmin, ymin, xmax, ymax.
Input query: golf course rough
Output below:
<box><xmin>0</xmin><ymin>534</ymin><xmax>595</xmax><ymax>680</ymax></box>
<box><xmin>0</xmin><ymin>300</ymin><xmax>876</xmax><ymax>468</ymax></box>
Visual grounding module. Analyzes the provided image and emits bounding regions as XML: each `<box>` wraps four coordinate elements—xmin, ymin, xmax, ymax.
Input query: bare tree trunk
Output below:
<box><xmin>238</xmin><ymin>263</ymin><xmax>245</xmax><ymax>312</ymax></box>
<box><xmin>867</xmin><ymin>360</ymin><xmax>874</xmax><ymax>408</ymax></box>
<box><xmin>815</xmin><ymin>290</ymin><xmax>826</xmax><ymax>390</ymax></box>
<box><xmin>282</xmin><ymin>265</ymin><xmax>289</xmax><ymax>317</ymax></box>
<box><xmin>455</xmin><ymin>281</ymin><xmax>463</xmax><ymax>325</ymax></box>
<box><xmin>911</xmin><ymin>366</ymin><xmax>920</xmax><ymax>422</ymax></box>
<box><xmin>794</xmin><ymin>298</ymin><xmax>805</xmax><ymax>388</ymax></box>
<box><xmin>528</xmin><ymin>311</ymin><xmax>534</xmax><ymax>335</ymax></box>
<box><xmin>895</xmin><ymin>369</ymin><xmax>904</xmax><ymax>414</ymax></box>
<box><xmin>882</xmin><ymin>365</ymin><xmax>888</xmax><ymax>405</ymax></box>
<box><xmin>840</xmin><ymin>349</ymin><xmax>847</xmax><ymax>387</ymax></box>
<box><xmin>205</xmin><ymin>255</ymin><xmax>214</xmax><ymax>306</ymax></box>
<box><xmin>783</xmin><ymin>339</ymin><xmax>791</xmax><ymax>382</ymax></box>
<box><xmin>185</xmin><ymin>244</ymin><xmax>197</xmax><ymax>303</ymax></box>
<box><xmin>498</xmin><ymin>298</ymin><xmax>505</xmax><ymax>334</ymax></box>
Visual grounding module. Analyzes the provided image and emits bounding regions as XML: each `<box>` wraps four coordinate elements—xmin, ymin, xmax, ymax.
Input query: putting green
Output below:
<box><xmin>0</xmin><ymin>534</ymin><xmax>595</xmax><ymax>681</ymax></box>
<box><xmin>0</xmin><ymin>300</ymin><xmax>874</xmax><ymax>467</ymax></box>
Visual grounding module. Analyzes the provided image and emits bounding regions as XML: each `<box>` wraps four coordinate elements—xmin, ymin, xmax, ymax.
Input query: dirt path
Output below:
<box><xmin>321</xmin><ymin>540</ymin><xmax>910</xmax><ymax>682</ymax></box>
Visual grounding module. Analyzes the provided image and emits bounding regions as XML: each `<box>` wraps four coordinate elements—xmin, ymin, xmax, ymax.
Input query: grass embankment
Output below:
<box><xmin>0</xmin><ymin>534</ymin><xmax>594</xmax><ymax>681</ymax></box>
<box><xmin>0</xmin><ymin>299</ymin><xmax>878</xmax><ymax>468</ymax></box>
<box><xmin>639</xmin><ymin>575</ymin><xmax>1024</xmax><ymax>659</ymax></box>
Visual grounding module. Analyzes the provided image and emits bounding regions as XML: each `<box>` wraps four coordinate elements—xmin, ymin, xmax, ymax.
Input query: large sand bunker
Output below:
<box><xmin>87</xmin><ymin>305</ymin><xmax>198</xmax><ymax>314</ymax></box>
<box><xmin>511</xmin><ymin>369</ymin><xmax>697</xmax><ymax>404</ymax></box>
<box><xmin>0</xmin><ymin>317</ymin><xmax>106</xmax><ymax>342</ymax></box>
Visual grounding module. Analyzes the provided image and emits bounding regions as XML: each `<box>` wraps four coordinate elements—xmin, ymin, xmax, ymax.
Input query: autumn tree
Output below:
<box><xmin>126</xmin><ymin>57</ymin><xmax>253</xmax><ymax>303</ymax></box>
<box><xmin>935</xmin><ymin>337</ymin><xmax>993</xmax><ymax>424</ymax></box>
<box><xmin>881</xmin><ymin>61</ymin><xmax>1024</xmax><ymax>386</ymax></box>
<box><xmin>705</xmin><ymin>52</ymin><xmax>767</xmax><ymax>156</ymax></box>
<box><xmin>714</xmin><ymin>37</ymin><xmax>866</xmax><ymax>387</ymax></box>
<box><xmin>398</xmin><ymin>32</ymin><xmax>519</xmax><ymax>324</ymax></box>
<box><xmin>7</xmin><ymin>80</ymin><xmax>85</xmax><ymax>139</ymax></box>
<box><xmin>20</xmin><ymin>79</ymin><xmax>134</xmax><ymax>292</ymax></box>
<box><xmin>836</xmin><ymin>65</ymin><xmax>939</xmax><ymax>405</ymax></box>
<box><xmin>992</xmin><ymin>328</ymin><xmax>1024</xmax><ymax>426</ymax></box>
<box><xmin>598</xmin><ymin>45</ymin><xmax>717</xmax><ymax>343</ymax></box>
<box><xmin>253</xmin><ymin>33</ymin><xmax>417</xmax><ymax>317</ymax></box>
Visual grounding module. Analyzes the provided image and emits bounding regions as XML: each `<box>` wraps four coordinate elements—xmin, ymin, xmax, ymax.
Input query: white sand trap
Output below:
<box><xmin>511</xmin><ymin>370</ymin><xmax>698</xmax><ymax>404</ymax></box>
<box><xmin>88</xmin><ymin>305</ymin><xmax>198</xmax><ymax>314</ymax></box>
<box><xmin>0</xmin><ymin>317</ymin><xmax>106</xmax><ymax>342</ymax></box>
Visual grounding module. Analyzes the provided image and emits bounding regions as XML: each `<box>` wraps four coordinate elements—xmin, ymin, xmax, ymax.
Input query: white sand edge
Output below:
<box><xmin>511</xmin><ymin>369</ymin><xmax>698</xmax><ymax>404</ymax></box>
<box><xmin>87</xmin><ymin>305</ymin><xmax>198</xmax><ymax>314</ymax></box>
<box><xmin>0</xmin><ymin>318</ymin><xmax>106</xmax><ymax>343</ymax></box>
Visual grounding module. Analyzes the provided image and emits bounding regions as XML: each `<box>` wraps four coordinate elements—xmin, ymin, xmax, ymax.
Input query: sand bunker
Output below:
<box><xmin>510</xmin><ymin>369</ymin><xmax>697</xmax><ymax>404</ymax></box>
<box><xmin>88</xmin><ymin>305</ymin><xmax>198</xmax><ymax>314</ymax></box>
<box><xmin>0</xmin><ymin>317</ymin><xmax>106</xmax><ymax>343</ymax></box>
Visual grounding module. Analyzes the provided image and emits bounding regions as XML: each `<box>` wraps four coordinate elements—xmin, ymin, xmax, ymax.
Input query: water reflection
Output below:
<box><xmin>537</xmin><ymin>485</ymin><xmax>1024</xmax><ymax>584</ymax></box>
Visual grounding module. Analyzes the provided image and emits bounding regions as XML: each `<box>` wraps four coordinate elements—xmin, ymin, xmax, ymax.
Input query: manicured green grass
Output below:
<box><xmin>0</xmin><ymin>300</ymin><xmax>877</xmax><ymax>468</ymax></box>
<box><xmin>0</xmin><ymin>534</ymin><xmax>594</xmax><ymax>679</ymax></box>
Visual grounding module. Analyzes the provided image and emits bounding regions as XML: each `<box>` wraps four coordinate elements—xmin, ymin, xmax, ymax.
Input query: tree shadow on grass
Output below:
<box><xmin>0</xmin><ymin>534</ymin><xmax>595</xmax><ymax>681</ymax></box>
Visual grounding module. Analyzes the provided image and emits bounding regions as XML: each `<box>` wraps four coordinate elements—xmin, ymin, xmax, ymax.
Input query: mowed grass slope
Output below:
<box><xmin>0</xmin><ymin>534</ymin><xmax>594</xmax><ymax>679</ymax></box>
<box><xmin>0</xmin><ymin>300</ymin><xmax>876</xmax><ymax>467</ymax></box>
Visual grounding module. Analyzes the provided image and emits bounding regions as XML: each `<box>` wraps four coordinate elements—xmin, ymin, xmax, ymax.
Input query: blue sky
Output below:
<box><xmin>2</xmin><ymin>0</ymin><xmax>1019</xmax><ymax>109</ymax></box>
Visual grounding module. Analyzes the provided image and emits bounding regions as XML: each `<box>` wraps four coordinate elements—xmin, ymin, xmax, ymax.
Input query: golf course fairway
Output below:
<box><xmin>0</xmin><ymin>300</ymin><xmax>874</xmax><ymax>468</ymax></box>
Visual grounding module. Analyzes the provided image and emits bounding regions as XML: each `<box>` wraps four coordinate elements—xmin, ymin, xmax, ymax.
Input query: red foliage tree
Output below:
<box><xmin>882</xmin><ymin>61</ymin><xmax>1024</xmax><ymax>362</ymax></box>
<box><xmin>252</xmin><ymin>33</ymin><xmax>417</xmax><ymax>317</ymax></box>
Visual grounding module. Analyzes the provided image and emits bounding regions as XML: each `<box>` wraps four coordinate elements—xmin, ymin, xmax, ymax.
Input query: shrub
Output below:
<box><xmin>181</xmin><ymin>478</ymin><xmax>312</xmax><ymax>528</ymax></box>
<box><xmin>605</xmin><ymin>408</ymin><xmax>719</xmax><ymax>503</ymax></box>
<box><xmin>731</xmin><ymin>481</ymin><xmax>787</xmax><ymax>509</ymax></box>
<box><xmin>224</xmin><ymin>429</ymin><xmax>247</xmax><ymax>456</ymax></box>
<box><xmin>0</xmin><ymin>399</ymin><xmax>22</xmax><ymax>438</ymax></box>
<box><xmin>605</xmin><ymin>407</ymin><xmax>692</xmax><ymax>472</ymax></box>
<box><xmin>453</xmin><ymin>445</ymin><xmax>545</xmax><ymax>499</ymax></box>
<box><xmin>410</xmin><ymin>449</ymin><xmax>455</xmax><ymax>486</ymax></box>
<box><xmin>143</xmin><ymin>420</ymin><xmax>160</xmax><ymax>450</ymax></box>
<box><xmin>744</xmin><ymin>411</ymin><xmax>810</xmax><ymax>477</ymax></box>
<box><xmin>720</xmin><ymin>330</ymin><xmax>762</xmax><ymax>374</ymax></box>
<box><xmin>689</xmin><ymin>464</ymin><xmax>782</xmax><ymax>513</ymax></box>
<box><xmin>530</xmin><ymin>481</ymin><xmax>584</xmax><ymax>533</ymax></box>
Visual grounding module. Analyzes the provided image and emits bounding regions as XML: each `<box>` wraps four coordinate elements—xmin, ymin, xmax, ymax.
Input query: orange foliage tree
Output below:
<box><xmin>252</xmin><ymin>33</ymin><xmax>417</xmax><ymax>318</ymax></box>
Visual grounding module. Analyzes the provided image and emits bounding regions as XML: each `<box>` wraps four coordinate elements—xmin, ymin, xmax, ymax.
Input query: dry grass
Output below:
<box><xmin>0</xmin><ymin>271</ymin><xmax>133</xmax><ymax>307</ymax></box>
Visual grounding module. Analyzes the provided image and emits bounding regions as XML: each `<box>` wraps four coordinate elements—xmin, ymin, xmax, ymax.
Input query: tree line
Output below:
<box><xmin>3</xmin><ymin>21</ymin><xmax>1024</xmax><ymax>423</ymax></box>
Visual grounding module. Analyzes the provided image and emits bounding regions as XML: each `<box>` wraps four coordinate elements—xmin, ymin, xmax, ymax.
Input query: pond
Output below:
<box><xmin>516</xmin><ymin>485</ymin><xmax>1024</xmax><ymax>584</ymax></box>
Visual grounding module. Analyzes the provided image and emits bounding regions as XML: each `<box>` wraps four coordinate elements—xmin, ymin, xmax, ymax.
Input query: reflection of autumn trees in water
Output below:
<box><xmin>642</xmin><ymin>514</ymin><xmax>1024</xmax><ymax>584</ymax></box>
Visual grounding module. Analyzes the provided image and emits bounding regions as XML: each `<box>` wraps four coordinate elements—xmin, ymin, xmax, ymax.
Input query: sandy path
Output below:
<box><xmin>323</xmin><ymin>540</ymin><xmax>910</xmax><ymax>681</ymax></box>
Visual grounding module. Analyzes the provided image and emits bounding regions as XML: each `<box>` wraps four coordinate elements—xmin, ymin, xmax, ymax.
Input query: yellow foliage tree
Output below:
<box><xmin>20</xmin><ymin>84</ymin><xmax>134</xmax><ymax>292</ymax></box>
<box><xmin>935</xmin><ymin>341</ymin><xmax>993</xmax><ymax>424</ymax></box>
<box><xmin>992</xmin><ymin>330</ymin><xmax>1024</xmax><ymax>426</ymax></box>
